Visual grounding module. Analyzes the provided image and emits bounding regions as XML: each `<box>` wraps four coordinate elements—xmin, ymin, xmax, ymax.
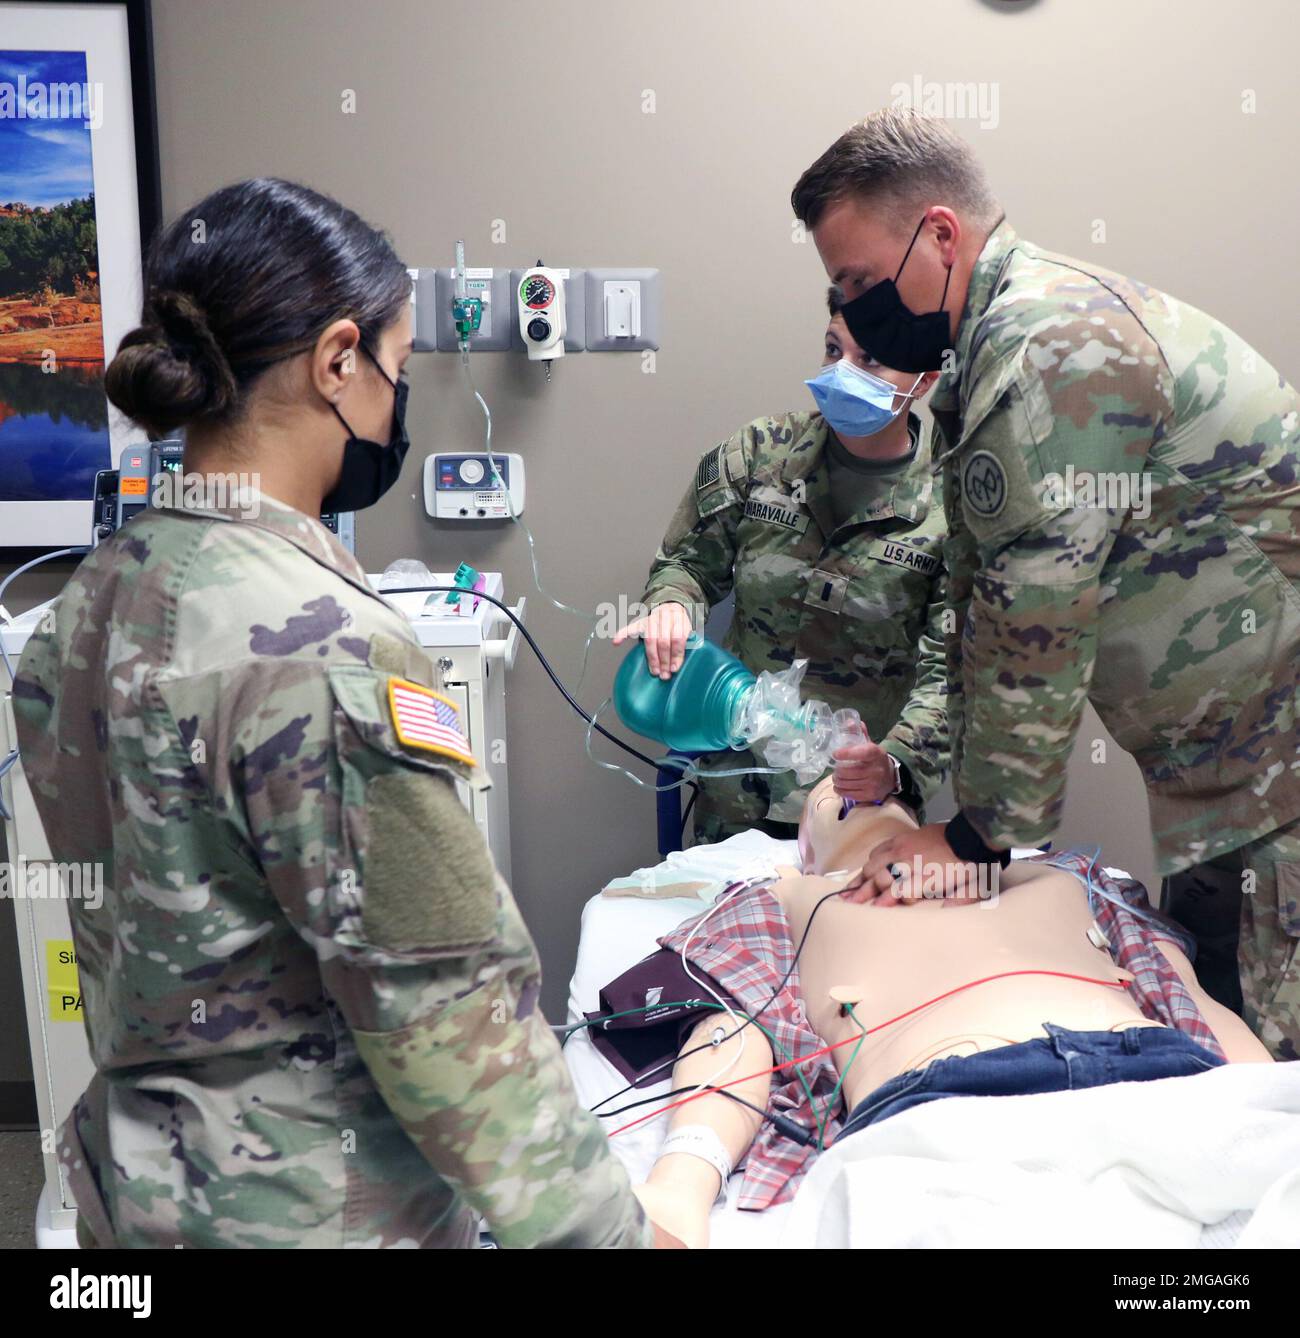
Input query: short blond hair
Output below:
<box><xmin>791</xmin><ymin>108</ymin><xmax>1000</xmax><ymax>230</ymax></box>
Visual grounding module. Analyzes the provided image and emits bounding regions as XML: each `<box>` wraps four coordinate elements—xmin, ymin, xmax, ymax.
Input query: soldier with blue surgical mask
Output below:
<box><xmin>615</xmin><ymin>290</ymin><xmax>950</xmax><ymax>844</ymax></box>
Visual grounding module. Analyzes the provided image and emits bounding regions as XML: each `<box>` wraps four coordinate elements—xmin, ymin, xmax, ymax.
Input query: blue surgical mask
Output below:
<box><xmin>805</xmin><ymin>359</ymin><xmax>921</xmax><ymax>438</ymax></box>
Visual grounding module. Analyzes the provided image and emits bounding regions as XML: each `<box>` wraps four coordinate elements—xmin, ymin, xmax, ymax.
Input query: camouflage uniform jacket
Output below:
<box><xmin>932</xmin><ymin>220</ymin><xmax>1300</xmax><ymax>875</ymax></box>
<box><xmin>13</xmin><ymin>492</ymin><xmax>650</xmax><ymax>1249</ymax></box>
<box><xmin>642</xmin><ymin>410</ymin><xmax>949</xmax><ymax>824</ymax></box>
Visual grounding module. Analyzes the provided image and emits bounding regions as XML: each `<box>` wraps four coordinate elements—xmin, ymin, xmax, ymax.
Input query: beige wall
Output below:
<box><xmin>3</xmin><ymin>0</ymin><xmax>1298</xmax><ymax>1032</ymax></box>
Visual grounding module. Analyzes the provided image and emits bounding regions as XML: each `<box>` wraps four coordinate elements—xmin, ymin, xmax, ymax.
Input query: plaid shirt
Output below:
<box><xmin>659</xmin><ymin>851</ymin><xmax>1223</xmax><ymax>1211</ymax></box>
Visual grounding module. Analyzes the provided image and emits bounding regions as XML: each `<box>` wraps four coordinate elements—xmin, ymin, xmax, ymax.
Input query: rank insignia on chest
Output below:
<box><xmin>804</xmin><ymin>568</ymin><xmax>849</xmax><ymax>612</ymax></box>
<box><xmin>387</xmin><ymin>677</ymin><xmax>477</xmax><ymax>767</ymax></box>
<box><xmin>743</xmin><ymin>497</ymin><xmax>809</xmax><ymax>533</ymax></box>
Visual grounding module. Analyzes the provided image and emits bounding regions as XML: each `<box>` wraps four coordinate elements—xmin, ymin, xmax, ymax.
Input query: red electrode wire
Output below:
<box><xmin>606</xmin><ymin>967</ymin><xmax>1129</xmax><ymax>1139</ymax></box>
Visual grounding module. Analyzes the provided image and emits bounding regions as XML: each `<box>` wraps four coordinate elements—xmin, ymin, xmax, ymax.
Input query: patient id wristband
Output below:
<box><xmin>944</xmin><ymin>811</ymin><xmax>1012</xmax><ymax>869</ymax></box>
<box><xmin>658</xmin><ymin>1124</ymin><xmax>733</xmax><ymax>1201</ymax></box>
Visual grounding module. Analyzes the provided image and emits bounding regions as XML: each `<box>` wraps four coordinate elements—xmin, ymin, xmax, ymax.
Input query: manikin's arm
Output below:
<box><xmin>633</xmin><ymin>1014</ymin><xmax>773</xmax><ymax>1250</ymax></box>
<box><xmin>1151</xmin><ymin>939</ymin><xmax>1274</xmax><ymax>1064</ymax></box>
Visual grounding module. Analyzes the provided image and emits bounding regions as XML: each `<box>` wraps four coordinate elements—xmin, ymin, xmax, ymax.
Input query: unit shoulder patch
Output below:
<box><xmin>386</xmin><ymin>677</ymin><xmax>477</xmax><ymax>768</ymax></box>
<box><xmin>961</xmin><ymin>449</ymin><xmax>1008</xmax><ymax>519</ymax></box>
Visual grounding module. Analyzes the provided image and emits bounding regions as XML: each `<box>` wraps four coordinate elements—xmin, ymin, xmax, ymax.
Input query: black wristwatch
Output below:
<box><xmin>885</xmin><ymin>755</ymin><xmax>924</xmax><ymax>816</ymax></box>
<box><xmin>944</xmin><ymin>810</ymin><xmax>1012</xmax><ymax>868</ymax></box>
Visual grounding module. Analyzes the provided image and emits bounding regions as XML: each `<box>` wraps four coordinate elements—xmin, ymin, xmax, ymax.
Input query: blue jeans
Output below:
<box><xmin>840</xmin><ymin>1024</ymin><xmax>1225</xmax><ymax>1140</ymax></box>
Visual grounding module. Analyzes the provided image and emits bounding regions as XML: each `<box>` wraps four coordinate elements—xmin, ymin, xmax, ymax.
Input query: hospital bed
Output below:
<box><xmin>564</xmin><ymin>831</ymin><xmax>1300</xmax><ymax>1249</ymax></box>
<box><xmin>565</xmin><ymin>829</ymin><xmax>800</xmax><ymax>1247</ymax></box>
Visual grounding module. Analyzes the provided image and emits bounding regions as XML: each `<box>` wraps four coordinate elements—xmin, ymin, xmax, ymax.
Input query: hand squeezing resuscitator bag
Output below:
<box><xmin>613</xmin><ymin>635</ymin><xmax>850</xmax><ymax>784</ymax></box>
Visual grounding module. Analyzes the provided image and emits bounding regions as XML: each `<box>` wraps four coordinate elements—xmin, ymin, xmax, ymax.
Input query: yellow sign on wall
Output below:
<box><xmin>45</xmin><ymin>939</ymin><xmax>82</xmax><ymax>1021</ymax></box>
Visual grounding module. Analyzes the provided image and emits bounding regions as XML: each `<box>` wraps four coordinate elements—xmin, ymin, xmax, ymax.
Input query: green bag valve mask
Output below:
<box><xmin>612</xmin><ymin>636</ymin><xmax>838</xmax><ymax>784</ymax></box>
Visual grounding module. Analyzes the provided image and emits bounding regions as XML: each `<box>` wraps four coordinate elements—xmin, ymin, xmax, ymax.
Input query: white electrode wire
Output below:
<box><xmin>676</xmin><ymin>870</ymin><xmax>859</xmax><ymax>1115</ymax></box>
<box><xmin>677</xmin><ymin>880</ymin><xmax>754</xmax><ymax>1105</ymax></box>
<box><xmin>460</xmin><ymin>349</ymin><xmax>598</xmax><ymax>694</ymax></box>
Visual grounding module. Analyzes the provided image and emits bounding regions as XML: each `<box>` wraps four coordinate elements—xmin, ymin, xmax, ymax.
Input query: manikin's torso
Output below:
<box><xmin>782</xmin><ymin>789</ymin><xmax>1163</xmax><ymax>1111</ymax></box>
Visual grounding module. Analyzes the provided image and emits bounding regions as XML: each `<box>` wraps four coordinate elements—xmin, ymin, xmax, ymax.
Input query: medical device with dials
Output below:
<box><xmin>425</xmin><ymin>451</ymin><xmax>525</xmax><ymax>520</ymax></box>
<box><xmin>517</xmin><ymin>262</ymin><xmax>567</xmax><ymax>377</ymax></box>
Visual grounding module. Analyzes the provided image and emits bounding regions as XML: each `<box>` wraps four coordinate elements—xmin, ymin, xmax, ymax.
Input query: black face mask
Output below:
<box><xmin>839</xmin><ymin>215</ymin><xmax>954</xmax><ymax>374</ymax></box>
<box><xmin>323</xmin><ymin>345</ymin><xmax>410</xmax><ymax>514</ymax></box>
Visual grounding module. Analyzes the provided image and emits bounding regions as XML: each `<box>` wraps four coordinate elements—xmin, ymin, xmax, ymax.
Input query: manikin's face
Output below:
<box><xmin>798</xmin><ymin>775</ymin><xmax>920</xmax><ymax>875</ymax></box>
<box><xmin>799</xmin><ymin>776</ymin><xmax>860</xmax><ymax>873</ymax></box>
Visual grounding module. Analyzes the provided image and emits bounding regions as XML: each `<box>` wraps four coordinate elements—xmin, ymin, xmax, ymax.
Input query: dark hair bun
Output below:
<box><xmin>105</xmin><ymin>289</ymin><xmax>237</xmax><ymax>436</ymax></box>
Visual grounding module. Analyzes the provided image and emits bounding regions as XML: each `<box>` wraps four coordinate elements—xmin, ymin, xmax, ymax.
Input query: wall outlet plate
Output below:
<box><xmin>584</xmin><ymin>267</ymin><xmax>660</xmax><ymax>351</ymax></box>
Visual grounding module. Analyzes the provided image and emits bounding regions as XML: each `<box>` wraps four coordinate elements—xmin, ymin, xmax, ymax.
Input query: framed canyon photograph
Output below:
<box><xmin>0</xmin><ymin>0</ymin><xmax>160</xmax><ymax>547</ymax></box>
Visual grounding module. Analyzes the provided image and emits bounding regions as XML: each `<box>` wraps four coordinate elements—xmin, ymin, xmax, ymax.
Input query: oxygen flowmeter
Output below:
<box><xmin>450</xmin><ymin>240</ymin><xmax>482</xmax><ymax>349</ymax></box>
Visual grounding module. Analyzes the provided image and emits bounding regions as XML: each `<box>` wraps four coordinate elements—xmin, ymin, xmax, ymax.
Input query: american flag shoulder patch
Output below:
<box><xmin>386</xmin><ymin>677</ymin><xmax>477</xmax><ymax>768</ymax></box>
<box><xmin>695</xmin><ymin>446</ymin><xmax>722</xmax><ymax>492</ymax></box>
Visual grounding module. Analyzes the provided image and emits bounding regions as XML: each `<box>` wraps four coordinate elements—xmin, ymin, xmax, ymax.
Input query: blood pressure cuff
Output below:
<box><xmin>585</xmin><ymin>948</ymin><xmax>739</xmax><ymax>1087</ymax></box>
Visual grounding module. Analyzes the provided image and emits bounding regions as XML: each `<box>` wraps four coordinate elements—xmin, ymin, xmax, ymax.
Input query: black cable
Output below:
<box><xmin>593</xmin><ymin>1063</ymin><xmax>816</xmax><ymax>1147</ymax></box>
<box><xmin>718</xmin><ymin>1090</ymin><xmax>774</xmax><ymax>1123</ymax></box>
<box><xmin>588</xmin><ymin>887</ymin><xmax>842</xmax><ymax>1113</ymax></box>
<box><xmin>592</xmin><ymin>1084</ymin><xmax>699</xmax><ymax>1119</ymax></box>
<box><xmin>379</xmin><ymin>585</ymin><xmax>697</xmax><ymax>797</ymax></box>
<box><xmin>680</xmin><ymin>785</ymin><xmax>698</xmax><ymax>839</ymax></box>
<box><xmin>719</xmin><ymin>1090</ymin><xmax>816</xmax><ymax>1146</ymax></box>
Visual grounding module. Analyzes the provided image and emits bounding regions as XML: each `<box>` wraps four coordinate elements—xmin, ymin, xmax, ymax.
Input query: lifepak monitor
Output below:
<box><xmin>91</xmin><ymin>439</ymin><xmax>355</xmax><ymax>550</ymax></box>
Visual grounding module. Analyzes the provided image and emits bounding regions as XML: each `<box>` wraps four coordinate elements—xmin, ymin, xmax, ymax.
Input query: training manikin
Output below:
<box><xmin>631</xmin><ymin>782</ymin><xmax>1274</xmax><ymax>1248</ymax></box>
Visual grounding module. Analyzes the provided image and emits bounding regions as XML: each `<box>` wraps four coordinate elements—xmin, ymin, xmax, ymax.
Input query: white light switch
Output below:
<box><xmin>603</xmin><ymin>280</ymin><xmax>641</xmax><ymax>338</ymax></box>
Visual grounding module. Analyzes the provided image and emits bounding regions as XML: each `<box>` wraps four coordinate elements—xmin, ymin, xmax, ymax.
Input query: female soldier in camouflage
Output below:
<box><xmin>13</xmin><ymin>180</ymin><xmax>658</xmax><ymax>1249</ymax></box>
<box><xmin>616</xmin><ymin>292</ymin><xmax>950</xmax><ymax>844</ymax></box>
